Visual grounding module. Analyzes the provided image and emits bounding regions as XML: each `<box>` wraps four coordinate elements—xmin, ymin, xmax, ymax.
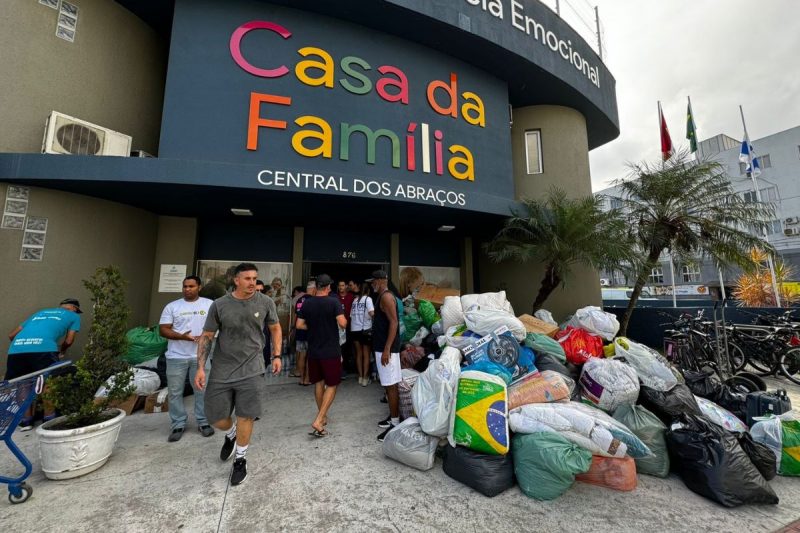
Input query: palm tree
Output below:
<box><xmin>485</xmin><ymin>188</ymin><xmax>632</xmax><ymax>313</ymax></box>
<box><xmin>616</xmin><ymin>152</ymin><xmax>775</xmax><ymax>336</ymax></box>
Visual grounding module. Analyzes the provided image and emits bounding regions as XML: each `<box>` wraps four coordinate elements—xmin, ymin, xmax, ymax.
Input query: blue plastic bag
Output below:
<box><xmin>463</xmin><ymin>360</ymin><xmax>513</xmax><ymax>384</ymax></box>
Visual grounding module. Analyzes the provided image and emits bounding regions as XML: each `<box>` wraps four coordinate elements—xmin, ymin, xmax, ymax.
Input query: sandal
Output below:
<box><xmin>309</xmin><ymin>428</ymin><xmax>328</xmax><ymax>438</ymax></box>
<box><xmin>289</xmin><ymin>373</ymin><xmax>301</xmax><ymax>378</ymax></box>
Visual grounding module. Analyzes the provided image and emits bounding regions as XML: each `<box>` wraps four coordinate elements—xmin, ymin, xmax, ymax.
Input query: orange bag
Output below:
<box><xmin>576</xmin><ymin>455</ymin><xmax>637</xmax><ymax>491</ymax></box>
<box><xmin>507</xmin><ymin>370</ymin><xmax>573</xmax><ymax>410</ymax></box>
<box><xmin>556</xmin><ymin>327</ymin><xmax>604</xmax><ymax>365</ymax></box>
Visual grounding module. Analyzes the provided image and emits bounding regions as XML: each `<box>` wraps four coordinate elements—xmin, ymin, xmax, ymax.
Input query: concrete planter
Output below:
<box><xmin>35</xmin><ymin>408</ymin><xmax>126</xmax><ymax>480</ymax></box>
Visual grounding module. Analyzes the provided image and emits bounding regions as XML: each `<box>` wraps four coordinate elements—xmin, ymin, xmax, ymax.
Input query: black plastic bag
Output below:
<box><xmin>638</xmin><ymin>383</ymin><xmax>703</xmax><ymax>425</ymax></box>
<box><xmin>442</xmin><ymin>445</ymin><xmax>514</xmax><ymax>497</ymax></box>
<box><xmin>712</xmin><ymin>385</ymin><xmax>748</xmax><ymax>424</ymax></box>
<box><xmin>737</xmin><ymin>431</ymin><xmax>778</xmax><ymax>481</ymax></box>
<box><xmin>683</xmin><ymin>369</ymin><xmax>722</xmax><ymax>399</ymax></box>
<box><xmin>666</xmin><ymin>414</ymin><xmax>778</xmax><ymax>507</ymax></box>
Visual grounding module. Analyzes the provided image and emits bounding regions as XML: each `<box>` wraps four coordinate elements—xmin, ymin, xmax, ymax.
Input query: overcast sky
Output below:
<box><xmin>588</xmin><ymin>0</ymin><xmax>800</xmax><ymax>192</ymax></box>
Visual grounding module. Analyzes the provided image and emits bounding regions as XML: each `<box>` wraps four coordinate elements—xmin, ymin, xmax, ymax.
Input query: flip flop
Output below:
<box><xmin>299</xmin><ymin>382</ymin><xmax>312</xmax><ymax>386</ymax></box>
<box><xmin>309</xmin><ymin>428</ymin><xmax>328</xmax><ymax>438</ymax></box>
<box><xmin>289</xmin><ymin>373</ymin><xmax>301</xmax><ymax>378</ymax></box>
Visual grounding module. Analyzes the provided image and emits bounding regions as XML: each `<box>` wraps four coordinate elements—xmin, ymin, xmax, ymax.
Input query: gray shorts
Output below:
<box><xmin>204</xmin><ymin>374</ymin><xmax>266</xmax><ymax>423</ymax></box>
<box><xmin>296</xmin><ymin>340</ymin><xmax>308</xmax><ymax>352</ymax></box>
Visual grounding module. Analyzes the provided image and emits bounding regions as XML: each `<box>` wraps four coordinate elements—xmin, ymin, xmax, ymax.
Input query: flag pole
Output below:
<box><xmin>689</xmin><ymin>96</ymin><xmax>726</xmax><ymax>304</ymax></box>
<box><xmin>740</xmin><ymin>105</ymin><xmax>782</xmax><ymax>307</ymax></box>
<box><xmin>669</xmin><ymin>255</ymin><xmax>677</xmax><ymax>308</ymax></box>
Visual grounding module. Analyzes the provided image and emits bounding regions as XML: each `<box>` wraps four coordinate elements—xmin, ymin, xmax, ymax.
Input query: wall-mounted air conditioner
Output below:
<box><xmin>784</xmin><ymin>227</ymin><xmax>800</xmax><ymax>236</ymax></box>
<box><xmin>42</xmin><ymin>111</ymin><xmax>132</xmax><ymax>156</ymax></box>
<box><xmin>785</xmin><ymin>216</ymin><xmax>799</xmax><ymax>226</ymax></box>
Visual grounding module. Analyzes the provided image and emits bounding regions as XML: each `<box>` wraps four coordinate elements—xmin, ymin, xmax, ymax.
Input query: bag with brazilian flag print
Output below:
<box><xmin>448</xmin><ymin>370</ymin><xmax>509</xmax><ymax>455</ymax></box>
<box><xmin>751</xmin><ymin>416</ymin><xmax>800</xmax><ymax>476</ymax></box>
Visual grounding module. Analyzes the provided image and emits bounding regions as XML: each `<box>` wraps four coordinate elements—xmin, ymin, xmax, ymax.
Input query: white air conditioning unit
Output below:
<box><xmin>785</xmin><ymin>216</ymin><xmax>799</xmax><ymax>226</ymax></box>
<box><xmin>42</xmin><ymin>111</ymin><xmax>132</xmax><ymax>156</ymax></box>
<box><xmin>784</xmin><ymin>227</ymin><xmax>800</xmax><ymax>236</ymax></box>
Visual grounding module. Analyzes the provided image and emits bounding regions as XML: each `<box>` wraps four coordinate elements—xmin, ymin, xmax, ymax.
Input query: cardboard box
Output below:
<box><xmin>415</xmin><ymin>285</ymin><xmax>460</xmax><ymax>307</ymax></box>
<box><xmin>144</xmin><ymin>388</ymin><xmax>169</xmax><ymax>414</ymax></box>
<box><xmin>95</xmin><ymin>393</ymin><xmax>145</xmax><ymax>415</ymax></box>
<box><xmin>517</xmin><ymin>314</ymin><xmax>559</xmax><ymax>338</ymax></box>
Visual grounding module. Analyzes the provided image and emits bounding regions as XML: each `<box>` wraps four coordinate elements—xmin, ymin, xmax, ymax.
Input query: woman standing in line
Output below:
<box><xmin>350</xmin><ymin>282</ymin><xmax>375</xmax><ymax>386</ymax></box>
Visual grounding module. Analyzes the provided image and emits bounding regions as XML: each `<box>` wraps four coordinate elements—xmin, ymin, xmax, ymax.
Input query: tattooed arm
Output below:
<box><xmin>194</xmin><ymin>331</ymin><xmax>215</xmax><ymax>390</ymax></box>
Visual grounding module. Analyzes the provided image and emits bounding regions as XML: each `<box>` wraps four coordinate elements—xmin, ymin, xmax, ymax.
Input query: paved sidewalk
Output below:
<box><xmin>2</xmin><ymin>377</ymin><xmax>800</xmax><ymax>532</ymax></box>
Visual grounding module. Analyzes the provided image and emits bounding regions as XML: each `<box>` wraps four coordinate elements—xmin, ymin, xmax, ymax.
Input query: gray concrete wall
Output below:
<box><xmin>0</xmin><ymin>184</ymin><xmax>158</xmax><ymax>376</ymax></box>
<box><xmin>0</xmin><ymin>0</ymin><xmax>166</xmax><ymax>154</ymax></box>
<box><xmin>479</xmin><ymin>105</ymin><xmax>601</xmax><ymax>319</ymax></box>
<box><xmin>147</xmin><ymin>216</ymin><xmax>198</xmax><ymax>325</ymax></box>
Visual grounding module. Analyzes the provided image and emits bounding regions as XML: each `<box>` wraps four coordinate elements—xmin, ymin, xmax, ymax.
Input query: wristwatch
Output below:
<box><xmin>270</xmin><ymin>355</ymin><xmax>282</xmax><ymax>360</ymax></box>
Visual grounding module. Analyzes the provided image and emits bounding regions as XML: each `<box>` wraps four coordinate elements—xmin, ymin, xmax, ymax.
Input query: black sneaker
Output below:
<box><xmin>377</xmin><ymin>425</ymin><xmax>395</xmax><ymax>442</ymax></box>
<box><xmin>220</xmin><ymin>434</ymin><xmax>236</xmax><ymax>461</ymax></box>
<box><xmin>168</xmin><ymin>428</ymin><xmax>185</xmax><ymax>442</ymax></box>
<box><xmin>377</xmin><ymin>416</ymin><xmax>392</xmax><ymax>428</ymax></box>
<box><xmin>199</xmin><ymin>425</ymin><xmax>215</xmax><ymax>438</ymax></box>
<box><xmin>231</xmin><ymin>458</ymin><xmax>247</xmax><ymax>486</ymax></box>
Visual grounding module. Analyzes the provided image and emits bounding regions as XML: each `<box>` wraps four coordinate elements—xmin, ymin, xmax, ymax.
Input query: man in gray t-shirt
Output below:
<box><xmin>195</xmin><ymin>263</ymin><xmax>282</xmax><ymax>487</ymax></box>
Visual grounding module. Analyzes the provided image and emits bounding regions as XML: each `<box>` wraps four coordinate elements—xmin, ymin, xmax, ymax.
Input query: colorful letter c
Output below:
<box><xmin>230</xmin><ymin>21</ymin><xmax>291</xmax><ymax>78</ymax></box>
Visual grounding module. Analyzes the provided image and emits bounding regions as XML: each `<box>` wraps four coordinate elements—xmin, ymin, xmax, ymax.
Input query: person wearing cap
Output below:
<box><xmin>367</xmin><ymin>270</ymin><xmax>402</xmax><ymax>441</ymax></box>
<box><xmin>295</xmin><ymin>274</ymin><xmax>347</xmax><ymax>437</ymax></box>
<box><xmin>5</xmin><ymin>298</ymin><xmax>82</xmax><ymax>430</ymax></box>
<box><xmin>158</xmin><ymin>275</ymin><xmax>215</xmax><ymax>442</ymax></box>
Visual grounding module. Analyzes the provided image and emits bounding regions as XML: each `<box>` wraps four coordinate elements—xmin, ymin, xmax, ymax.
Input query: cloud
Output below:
<box><xmin>588</xmin><ymin>0</ymin><xmax>800</xmax><ymax>191</ymax></box>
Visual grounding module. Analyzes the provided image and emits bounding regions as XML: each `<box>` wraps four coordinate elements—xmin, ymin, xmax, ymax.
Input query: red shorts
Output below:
<box><xmin>308</xmin><ymin>357</ymin><xmax>342</xmax><ymax>387</ymax></box>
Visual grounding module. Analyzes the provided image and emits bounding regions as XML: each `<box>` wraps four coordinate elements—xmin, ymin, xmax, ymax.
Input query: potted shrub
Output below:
<box><xmin>37</xmin><ymin>265</ymin><xmax>135</xmax><ymax>480</ymax></box>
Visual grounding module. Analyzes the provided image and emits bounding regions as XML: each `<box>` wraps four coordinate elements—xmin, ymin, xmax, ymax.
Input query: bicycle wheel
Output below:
<box><xmin>707</xmin><ymin>340</ymin><xmax>747</xmax><ymax>373</ymax></box>
<box><xmin>779</xmin><ymin>347</ymin><xmax>800</xmax><ymax>385</ymax></box>
<box><xmin>744</xmin><ymin>351</ymin><xmax>777</xmax><ymax>376</ymax></box>
<box><xmin>734</xmin><ymin>371</ymin><xmax>767</xmax><ymax>392</ymax></box>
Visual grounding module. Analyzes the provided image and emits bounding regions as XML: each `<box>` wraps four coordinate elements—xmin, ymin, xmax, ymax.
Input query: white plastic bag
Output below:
<box><xmin>409</xmin><ymin>326</ymin><xmax>430</xmax><ymax>347</ymax></box>
<box><xmin>460</xmin><ymin>291</ymin><xmax>514</xmax><ymax>315</ymax></box>
<box><xmin>382</xmin><ymin>417</ymin><xmax>441</xmax><ymax>471</ymax></box>
<box><xmin>464</xmin><ymin>308</ymin><xmax>526</xmax><ymax>341</ymax></box>
<box><xmin>694</xmin><ymin>395</ymin><xmax>747</xmax><ymax>433</ymax></box>
<box><xmin>95</xmin><ymin>368</ymin><xmax>160</xmax><ymax>397</ymax></box>
<box><xmin>579</xmin><ymin>358</ymin><xmax>640</xmax><ymax>413</ymax></box>
<box><xmin>438</xmin><ymin>325</ymin><xmax>482</xmax><ymax>352</ymax></box>
<box><xmin>440</xmin><ymin>296</ymin><xmax>465</xmax><ymax>332</ymax></box>
<box><xmin>534</xmin><ymin>309</ymin><xmax>557</xmax><ymax>326</ymax></box>
<box><xmin>567</xmin><ymin>306</ymin><xmax>620</xmax><ymax>341</ymax></box>
<box><xmin>412</xmin><ymin>346</ymin><xmax>462</xmax><ymax>437</ymax></box>
<box><xmin>613</xmin><ymin>337</ymin><xmax>678</xmax><ymax>391</ymax></box>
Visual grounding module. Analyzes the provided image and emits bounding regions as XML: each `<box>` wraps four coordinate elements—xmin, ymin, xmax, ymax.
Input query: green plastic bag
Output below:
<box><xmin>400</xmin><ymin>310</ymin><xmax>423</xmax><ymax>344</ymax></box>
<box><xmin>613</xmin><ymin>404</ymin><xmax>670</xmax><ymax>477</ymax></box>
<box><xmin>513</xmin><ymin>432</ymin><xmax>592</xmax><ymax>500</ymax></box>
<box><xmin>525</xmin><ymin>333</ymin><xmax>567</xmax><ymax>364</ymax></box>
<box><xmin>124</xmin><ymin>326</ymin><xmax>168</xmax><ymax>365</ymax></box>
<box><xmin>417</xmin><ymin>300</ymin><xmax>440</xmax><ymax>329</ymax></box>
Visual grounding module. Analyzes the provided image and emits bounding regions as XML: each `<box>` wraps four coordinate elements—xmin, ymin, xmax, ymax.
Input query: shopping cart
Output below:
<box><xmin>1</xmin><ymin>361</ymin><xmax>71</xmax><ymax>504</ymax></box>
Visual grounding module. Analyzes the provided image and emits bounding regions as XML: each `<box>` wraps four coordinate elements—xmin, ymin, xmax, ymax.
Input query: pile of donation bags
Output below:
<box><xmin>381</xmin><ymin>294</ymin><xmax>795</xmax><ymax>507</ymax></box>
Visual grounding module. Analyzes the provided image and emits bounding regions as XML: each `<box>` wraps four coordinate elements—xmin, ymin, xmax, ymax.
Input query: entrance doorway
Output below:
<box><xmin>303</xmin><ymin>262</ymin><xmax>388</xmax><ymax>288</ymax></box>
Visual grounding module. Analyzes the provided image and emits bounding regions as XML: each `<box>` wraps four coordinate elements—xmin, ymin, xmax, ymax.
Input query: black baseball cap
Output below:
<box><xmin>60</xmin><ymin>298</ymin><xmax>83</xmax><ymax>313</ymax></box>
<box><xmin>365</xmin><ymin>270</ymin><xmax>388</xmax><ymax>282</ymax></box>
<box><xmin>316</xmin><ymin>274</ymin><xmax>333</xmax><ymax>288</ymax></box>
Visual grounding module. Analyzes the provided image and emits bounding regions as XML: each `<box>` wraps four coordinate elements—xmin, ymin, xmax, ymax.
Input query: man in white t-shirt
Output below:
<box><xmin>159</xmin><ymin>276</ymin><xmax>214</xmax><ymax>442</ymax></box>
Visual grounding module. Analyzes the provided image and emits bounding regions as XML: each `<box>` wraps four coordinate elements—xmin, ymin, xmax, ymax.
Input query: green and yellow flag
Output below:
<box><xmin>686</xmin><ymin>98</ymin><xmax>698</xmax><ymax>153</ymax></box>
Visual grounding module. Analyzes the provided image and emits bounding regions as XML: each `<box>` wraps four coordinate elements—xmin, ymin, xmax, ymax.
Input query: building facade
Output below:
<box><xmin>0</xmin><ymin>0</ymin><xmax>619</xmax><ymax>368</ymax></box>
<box><xmin>595</xmin><ymin>126</ymin><xmax>800</xmax><ymax>299</ymax></box>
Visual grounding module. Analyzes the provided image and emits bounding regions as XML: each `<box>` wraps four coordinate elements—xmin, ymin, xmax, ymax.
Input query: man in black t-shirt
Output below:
<box><xmin>296</xmin><ymin>274</ymin><xmax>347</xmax><ymax>437</ymax></box>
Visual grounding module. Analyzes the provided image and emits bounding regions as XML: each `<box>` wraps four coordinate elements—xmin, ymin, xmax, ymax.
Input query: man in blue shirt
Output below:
<box><xmin>5</xmin><ymin>298</ymin><xmax>82</xmax><ymax>430</ymax></box>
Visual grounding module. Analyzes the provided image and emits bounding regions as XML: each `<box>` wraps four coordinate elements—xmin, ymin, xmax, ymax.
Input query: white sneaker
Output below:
<box><xmin>360</xmin><ymin>377</ymin><xmax>368</xmax><ymax>387</ymax></box>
